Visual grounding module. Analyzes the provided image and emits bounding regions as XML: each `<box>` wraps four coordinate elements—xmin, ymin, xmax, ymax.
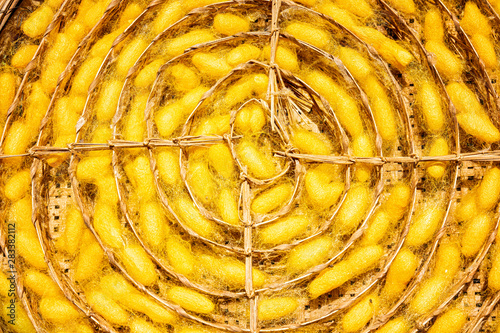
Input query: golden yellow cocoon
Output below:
<box><xmin>259</xmin><ymin>215</ymin><xmax>310</xmax><ymax>245</ymax></box>
<box><xmin>8</xmin><ymin>197</ymin><xmax>35</xmax><ymax>235</ymax></box>
<box><xmin>140</xmin><ymin>202</ymin><xmax>168</xmax><ymax>248</ymax></box>
<box><xmin>53</xmin><ymin>95</ymin><xmax>85</xmax><ymax>136</ymax></box>
<box><xmin>86</xmin><ymin>291</ymin><xmax>129</xmax><ymax>325</ymax></box>
<box><xmin>454</xmin><ymin>190</ymin><xmax>478</xmax><ymax>222</ymax></box>
<box><xmin>187</xmin><ymin>158</ymin><xmax>216</xmax><ymax>205</ymax></box>
<box><xmin>284</xmin><ymin>21</ymin><xmax>330</xmax><ymax>49</ymax></box>
<box><xmin>308</xmin><ymin>245</ymin><xmax>383</xmax><ymax>298</ymax></box>
<box><xmin>251</xmin><ymin>183</ymin><xmax>294</xmax><ymax>214</ymax></box>
<box><xmin>121</xmin><ymin>243</ymin><xmax>158</xmax><ymax>286</ymax></box>
<box><xmin>90</xmin><ymin>31</ymin><xmax>120</xmax><ymax>58</ymax></box>
<box><xmin>305</xmin><ymin>164</ymin><xmax>343</xmax><ymax>209</ymax></box>
<box><xmin>24</xmin><ymin>270</ymin><xmax>62</xmax><ymax>298</ymax></box>
<box><xmin>409</xmin><ymin>277</ymin><xmax>447</xmax><ymax>314</ymax></box>
<box><xmin>125</xmin><ymin>293</ymin><xmax>177</xmax><ymax>324</ymax></box>
<box><xmin>418</xmin><ymin>81</ymin><xmax>445</xmax><ymax>133</ymax></box>
<box><xmin>166</xmin><ymin>236</ymin><xmax>196</xmax><ymax>276</ymax></box>
<box><xmin>93</xmin><ymin>202</ymin><xmax>123</xmax><ymax>248</ymax></box>
<box><xmin>157</xmin><ymin>149</ymin><xmax>181</xmax><ymax>185</ymax></box>
<box><xmin>124</xmin><ymin>92</ymin><xmax>148</xmax><ymax>142</ymax></box>
<box><xmin>193</xmin><ymin>114</ymin><xmax>231</xmax><ymax>136</ymax></box>
<box><xmin>200</xmin><ymin>254</ymin><xmax>267</xmax><ymax>288</ymax></box>
<box><xmin>291</xmin><ymin>128</ymin><xmax>333</xmax><ymax>155</ymax></box>
<box><xmin>175</xmin><ymin>197</ymin><xmax>216</xmax><ymax>238</ymax></box>
<box><xmin>11</xmin><ymin>44</ymin><xmax>38</xmax><ymax>69</ymax></box>
<box><xmin>167</xmin><ymin>286</ymin><xmax>215</xmax><ymax>314</ymax></box>
<box><xmin>217</xmin><ymin>188</ymin><xmax>240</xmax><ymax>225</ymax></box>
<box><xmin>236</xmin><ymin>140</ymin><xmax>277</xmax><ymax>179</ymax></box>
<box><xmin>224</xmin><ymin>73</ymin><xmax>269</xmax><ymax>108</ymax></box>
<box><xmin>287</xmin><ymin>236</ymin><xmax>333</xmax><ymax>273</ymax></box>
<box><xmin>118</xmin><ymin>2</ymin><xmax>143</xmax><ymax>27</ymax></box>
<box><xmin>96</xmin><ymin>176</ymin><xmax>119</xmax><ymax>206</ymax></box>
<box><xmin>3</xmin><ymin>121</ymin><xmax>31</xmax><ymax>157</ymax></box>
<box><xmin>428</xmin><ymin>308</ymin><xmax>467</xmax><ymax>333</ymax></box>
<box><xmin>3</xmin><ymin>304</ymin><xmax>36</xmax><ymax>333</ymax></box>
<box><xmin>425</xmin><ymin>41</ymin><xmax>463</xmax><ymax>80</ymax></box>
<box><xmin>170</xmin><ymin>63</ymin><xmax>200</xmax><ymax>91</ymax></box>
<box><xmin>81</xmin><ymin>1</ymin><xmax>108</xmax><ymax>29</ymax></box>
<box><xmin>405</xmin><ymin>204</ymin><xmax>444</xmax><ymax>247</ymax></box>
<box><xmin>18</xmin><ymin>231</ymin><xmax>47</xmax><ymax>269</ymax></box>
<box><xmin>235</xmin><ymin>103</ymin><xmax>266</xmax><ymax>134</ymax></box>
<box><xmin>461</xmin><ymin>2</ymin><xmax>491</xmax><ymax>36</ymax></box>
<box><xmin>41</xmin><ymin>60</ymin><xmax>66</xmax><ymax>93</ymax></box>
<box><xmin>471</xmin><ymin>34</ymin><xmax>497</xmax><ymax>69</ymax></box>
<box><xmin>342</xmin><ymin>293</ymin><xmax>379</xmax><ymax>332</ymax></box>
<box><xmin>125</xmin><ymin>155</ymin><xmax>157</xmax><ymax>201</ymax></box>
<box><xmin>167</xmin><ymin>30</ymin><xmax>215</xmax><ymax>57</ymax></box>
<box><xmin>72</xmin><ymin>57</ymin><xmax>103</xmax><ymax>95</ymax></box>
<box><xmin>488</xmin><ymin>248</ymin><xmax>500</xmax><ymax>290</ymax></box>
<box><xmin>375</xmin><ymin>317</ymin><xmax>409</xmax><ymax>333</ymax></box>
<box><xmin>0</xmin><ymin>272</ymin><xmax>11</xmax><ymax>297</ymax></box>
<box><xmin>0</xmin><ymin>72</ymin><xmax>16</xmax><ymax>116</ymax></box>
<box><xmin>130</xmin><ymin>319</ymin><xmax>162</xmax><ymax>333</ymax></box>
<box><xmin>386</xmin><ymin>184</ymin><xmax>411</xmax><ymax>219</ymax></box>
<box><xmin>339</xmin><ymin>47</ymin><xmax>373</xmax><ymax>81</ymax></box>
<box><xmin>476</xmin><ymin>167</ymin><xmax>500</xmax><ymax>211</ymax></box>
<box><xmin>303</xmin><ymin>70</ymin><xmax>363</xmax><ymax>136</ymax></box>
<box><xmin>386</xmin><ymin>0</ymin><xmax>415</xmax><ymax>13</ymax></box>
<box><xmin>61</xmin><ymin>206</ymin><xmax>85</xmax><ymax>255</ymax></box>
<box><xmin>258</xmin><ymin>297</ymin><xmax>299</xmax><ymax>321</ymax></box>
<box><xmin>4</xmin><ymin>169</ymin><xmax>30</xmax><ymax>201</ymax></box>
<box><xmin>39</xmin><ymin>298</ymin><xmax>80</xmax><ymax>324</ymax></box>
<box><xmin>424</xmin><ymin>8</ymin><xmax>444</xmax><ymax>42</ymax></box>
<box><xmin>434</xmin><ymin>242</ymin><xmax>461</xmax><ymax>280</ymax></box>
<box><xmin>213</xmin><ymin>13</ymin><xmax>250</xmax><ymax>36</ymax></box>
<box><xmin>336</xmin><ymin>185</ymin><xmax>371</xmax><ymax>233</ymax></box>
<box><xmin>226</xmin><ymin>44</ymin><xmax>261</xmax><ymax>67</ymax></box>
<box><xmin>461</xmin><ymin>213</ymin><xmax>493</xmax><ymax>257</ymax></box>
<box><xmin>314</xmin><ymin>2</ymin><xmax>357</xmax><ymax>29</ymax></box>
<box><xmin>263</xmin><ymin>45</ymin><xmax>299</xmax><ymax>71</ymax></box>
<box><xmin>152</xmin><ymin>1</ymin><xmax>184</xmax><ymax>35</ymax></box>
<box><xmin>21</xmin><ymin>5</ymin><xmax>54</xmax><ymax>38</ymax></box>
<box><xmin>426</xmin><ymin>137</ymin><xmax>449</xmax><ymax>179</ymax></box>
<box><xmin>65</xmin><ymin>20</ymin><xmax>88</xmax><ymax>42</ymax></box>
<box><xmin>74</xmin><ymin>241</ymin><xmax>104</xmax><ymax>281</ymax></box>
<box><xmin>46</xmin><ymin>0</ymin><xmax>63</xmax><ymax>9</ymax></box>
<box><xmin>99</xmin><ymin>273</ymin><xmax>136</xmax><ymax>299</ymax></box>
<box><xmin>95</xmin><ymin>79</ymin><xmax>124</xmax><ymax>121</ymax></box>
<box><xmin>193</xmin><ymin>52</ymin><xmax>233</xmax><ymax>78</ymax></box>
<box><xmin>383</xmin><ymin>248</ymin><xmax>418</xmax><ymax>297</ymax></box>
<box><xmin>335</xmin><ymin>0</ymin><xmax>373</xmax><ymax>18</ymax></box>
<box><xmin>208</xmin><ymin>144</ymin><xmax>235</xmax><ymax>179</ymax></box>
<box><xmin>47</xmin><ymin>33</ymin><xmax>78</xmax><ymax>63</ymax></box>
<box><xmin>362</xmin><ymin>210</ymin><xmax>392</xmax><ymax>245</ymax></box>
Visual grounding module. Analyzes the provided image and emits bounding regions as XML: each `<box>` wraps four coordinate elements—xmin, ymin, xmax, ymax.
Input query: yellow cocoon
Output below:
<box><xmin>167</xmin><ymin>30</ymin><xmax>215</xmax><ymax>57</ymax></box>
<box><xmin>152</xmin><ymin>1</ymin><xmax>184</xmax><ymax>36</ymax></box>
<box><xmin>18</xmin><ymin>231</ymin><xmax>47</xmax><ymax>269</ymax></box>
<box><xmin>284</xmin><ymin>21</ymin><xmax>330</xmax><ymax>49</ymax></box>
<box><xmin>251</xmin><ymin>183</ymin><xmax>294</xmax><ymax>214</ymax></box>
<box><xmin>95</xmin><ymin>79</ymin><xmax>125</xmax><ymax>121</ymax></box>
<box><xmin>124</xmin><ymin>293</ymin><xmax>177</xmax><ymax>324</ymax></box>
<box><xmin>455</xmin><ymin>190</ymin><xmax>478</xmax><ymax>222</ymax></box>
<box><xmin>291</xmin><ymin>128</ymin><xmax>333</xmax><ymax>155</ymax></box>
<box><xmin>263</xmin><ymin>45</ymin><xmax>299</xmax><ymax>71</ymax></box>
<box><xmin>11</xmin><ymin>44</ymin><xmax>38</xmax><ymax>69</ymax></box>
<box><xmin>125</xmin><ymin>155</ymin><xmax>158</xmax><ymax>202</ymax></box>
<box><xmin>140</xmin><ymin>202</ymin><xmax>168</xmax><ymax>248</ymax></box>
<box><xmin>375</xmin><ymin>317</ymin><xmax>409</xmax><ymax>333</ymax></box>
<box><xmin>175</xmin><ymin>197</ymin><xmax>216</xmax><ymax>238</ymax></box>
<box><xmin>426</xmin><ymin>137</ymin><xmax>449</xmax><ymax>179</ymax></box>
<box><xmin>226</xmin><ymin>44</ymin><xmax>261</xmax><ymax>67</ymax></box>
<box><xmin>418</xmin><ymin>81</ymin><xmax>445</xmax><ymax>133</ymax></box>
<box><xmin>460</xmin><ymin>2</ymin><xmax>491</xmax><ymax>36</ymax></box>
<box><xmin>3</xmin><ymin>121</ymin><xmax>32</xmax><ymax>157</ymax></box>
<box><xmin>258</xmin><ymin>297</ymin><xmax>299</xmax><ymax>321</ymax></box>
<box><xmin>488</xmin><ymin>247</ymin><xmax>500</xmax><ymax>290</ymax></box>
<box><xmin>305</xmin><ymin>164</ymin><xmax>343</xmax><ymax>209</ymax></box>
<box><xmin>470</xmin><ymin>34</ymin><xmax>497</xmax><ymax>69</ymax></box>
<box><xmin>134</xmin><ymin>59</ymin><xmax>164</xmax><ymax>88</ymax></box>
<box><xmin>314</xmin><ymin>2</ymin><xmax>358</xmax><ymax>30</ymax></box>
<box><xmin>236</xmin><ymin>140</ymin><xmax>277</xmax><ymax>179</ymax></box>
<box><xmin>8</xmin><ymin>197</ymin><xmax>35</xmax><ymax>234</ymax></box>
<box><xmin>200</xmin><ymin>254</ymin><xmax>267</xmax><ymax>288</ymax></box>
<box><xmin>53</xmin><ymin>95</ymin><xmax>85</xmax><ymax>136</ymax></box>
<box><xmin>339</xmin><ymin>47</ymin><xmax>373</xmax><ymax>81</ymax></box>
<box><xmin>208</xmin><ymin>144</ymin><xmax>235</xmax><ymax>179</ymax></box>
<box><xmin>383</xmin><ymin>248</ymin><xmax>418</xmax><ymax>297</ymax></box>
<box><xmin>21</xmin><ymin>5</ymin><xmax>54</xmax><ymax>38</ymax></box>
<box><xmin>335</xmin><ymin>0</ymin><xmax>373</xmax><ymax>18</ymax></box>
<box><xmin>24</xmin><ymin>270</ymin><xmax>62</xmax><ymax>298</ymax></box>
<box><xmin>476</xmin><ymin>167</ymin><xmax>500</xmax><ymax>211</ymax></box>
<box><xmin>39</xmin><ymin>298</ymin><xmax>80</xmax><ymax>324</ymax></box>
<box><xmin>434</xmin><ymin>242</ymin><xmax>461</xmax><ymax>280</ymax></box>
<box><xmin>224</xmin><ymin>73</ymin><xmax>269</xmax><ymax>108</ymax></box>
<box><xmin>47</xmin><ymin>33</ymin><xmax>78</xmax><ymax>63</ymax></box>
<box><xmin>336</xmin><ymin>185</ymin><xmax>371</xmax><ymax>233</ymax></box>
<box><xmin>61</xmin><ymin>206</ymin><xmax>85</xmax><ymax>255</ymax></box>
<box><xmin>41</xmin><ymin>60</ymin><xmax>66</xmax><ymax>93</ymax></box>
<box><xmin>170</xmin><ymin>63</ymin><xmax>200</xmax><ymax>91</ymax></box>
<box><xmin>123</xmin><ymin>92</ymin><xmax>148</xmax><ymax>142</ymax></box>
<box><xmin>425</xmin><ymin>41</ymin><xmax>463</xmax><ymax>80</ymax></box>
<box><xmin>405</xmin><ymin>204</ymin><xmax>444</xmax><ymax>247</ymax></box>
<box><xmin>235</xmin><ymin>103</ymin><xmax>267</xmax><ymax>134</ymax></box>
<box><xmin>0</xmin><ymin>72</ymin><xmax>16</xmax><ymax>117</ymax></box>
<box><xmin>192</xmin><ymin>114</ymin><xmax>231</xmax><ymax>136</ymax></box>
<box><xmin>130</xmin><ymin>319</ymin><xmax>162</xmax><ymax>333</ymax></box>
<box><xmin>213</xmin><ymin>13</ymin><xmax>250</xmax><ymax>36</ymax></box>
<box><xmin>187</xmin><ymin>157</ymin><xmax>216</xmax><ymax>205</ymax></box>
<box><xmin>192</xmin><ymin>52</ymin><xmax>232</xmax><ymax>78</ymax></box>
<box><xmin>287</xmin><ymin>236</ymin><xmax>333</xmax><ymax>274</ymax></box>
<box><xmin>424</xmin><ymin>9</ymin><xmax>444</xmax><ymax>42</ymax></box>
<box><xmin>461</xmin><ymin>213</ymin><xmax>493</xmax><ymax>257</ymax></box>
<box><xmin>157</xmin><ymin>149</ymin><xmax>181</xmax><ymax>185</ymax></box>
<box><xmin>386</xmin><ymin>0</ymin><xmax>415</xmax><ymax>14</ymax></box>
<box><xmin>86</xmin><ymin>291</ymin><xmax>129</xmax><ymax>325</ymax></box>
<box><xmin>428</xmin><ymin>308</ymin><xmax>467</xmax><ymax>333</ymax></box>
<box><xmin>93</xmin><ymin>202</ymin><xmax>123</xmax><ymax>248</ymax></box>
<box><xmin>362</xmin><ymin>210</ymin><xmax>392</xmax><ymax>245</ymax></box>
<box><xmin>167</xmin><ymin>286</ymin><xmax>215</xmax><ymax>314</ymax></box>
<box><xmin>72</xmin><ymin>57</ymin><xmax>104</xmax><ymax>95</ymax></box>
<box><xmin>74</xmin><ymin>241</ymin><xmax>104</xmax><ymax>282</ymax></box>
<box><xmin>409</xmin><ymin>277</ymin><xmax>447</xmax><ymax>314</ymax></box>
<box><xmin>342</xmin><ymin>293</ymin><xmax>380</xmax><ymax>332</ymax></box>
<box><xmin>217</xmin><ymin>188</ymin><xmax>240</xmax><ymax>225</ymax></box>
<box><xmin>259</xmin><ymin>215</ymin><xmax>310</xmax><ymax>245</ymax></box>
<box><xmin>166</xmin><ymin>236</ymin><xmax>196</xmax><ymax>276</ymax></box>
<box><xmin>121</xmin><ymin>243</ymin><xmax>158</xmax><ymax>286</ymax></box>
<box><xmin>4</xmin><ymin>169</ymin><xmax>30</xmax><ymax>201</ymax></box>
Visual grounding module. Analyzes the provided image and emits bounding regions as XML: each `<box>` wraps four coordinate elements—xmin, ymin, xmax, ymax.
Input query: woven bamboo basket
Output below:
<box><xmin>1</xmin><ymin>0</ymin><xmax>500</xmax><ymax>332</ymax></box>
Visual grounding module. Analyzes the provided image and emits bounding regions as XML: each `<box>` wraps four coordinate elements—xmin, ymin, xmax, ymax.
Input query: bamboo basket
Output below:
<box><xmin>1</xmin><ymin>0</ymin><xmax>500</xmax><ymax>332</ymax></box>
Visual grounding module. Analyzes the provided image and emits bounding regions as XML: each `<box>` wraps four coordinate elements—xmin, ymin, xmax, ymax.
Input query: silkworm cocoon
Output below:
<box><xmin>338</xmin><ymin>47</ymin><xmax>373</xmax><ymax>81</ymax></box>
<box><xmin>386</xmin><ymin>0</ymin><xmax>415</xmax><ymax>14</ymax></box>
<box><xmin>93</xmin><ymin>202</ymin><xmax>123</xmax><ymax>248</ymax></box>
<box><xmin>11</xmin><ymin>44</ymin><xmax>38</xmax><ymax>69</ymax></box>
<box><xmin>61</xmin><ymin>206</ymin><xmax>85</xmax><ymax>255</ymax></box>
<box><xmin>132</xmin><ymin>59</ymin><xmax>162</xmax><ymax>88</ymax></box>
<box><xmin>91</xmin><ymin>125</ymin><xmax>112</xmax><ymax>144</ymax></box>
<box><xmin>125</xmin><ymin>294</ymin><xmax>177</xmax><ymax>324</ymax></box>
<box><xmin>4</xmin><ymin>305</ymin><xmax>36</xmax><ymax>333</ymax></box>
<box><xmin>217</xmin><ymin>189</ymin><xmax>240</xmax><ymax>225</ymax></box>
<box><xmin>39</xmin><ymin>298</ymin><xmax>80</xmax><ymax>324</ymax></box>
<box><xmin>166</xmin><ymin>236</ymin><xmax>196</xmax><ymax>276</ymax></box>
<box><xmin>167</xmin><ymin>30</ymin><xmax>215</xmax><ymax>57</ymax></box>
<box><xmin>460</xmin><ymin>2</ymin><xmax>491</xmax><ymax>36</ymax></box>
<box><xmin>461</xmin><ymin>213</ymin><xmax>493</xmax><ymax>257</ymax></box>
<box><xmin>470</xmin><ymin>34</ymin><xmax>497</xmax><ymax>69</ymax></box>
<box><xmin>263</xmin><ymin>45</ymin><xmax>299</xmax><ymax>71</ymax></box>
<box><xmin>208</xmin><ymin>144</ymin><xmax>235</xmax><ymax>179</ymax></box>
<box><xmin>476</xmin><ymin>167</ymin><xmax>500</xmax><ymax>211</ymax></box>
<box><xmin>118</xmin><ymin>2</ymin><xmax>143</xmax><ymax>27</ymax></box>
<box><xmin>90</xmin><ymin>30</ymin><xmax>121</xmax><ymax>58</ymax></box>
<box><xmin>140</xmin><ymin>202</ymin><xmax>168</xmax><ymax>248</ymax></box>
<box><xmin>447</xmin><ymin>82</ymin><xmax>500</xmax><ymax>143</ymax></box>
<box><xmin>284</xmin><ymin>21</ymin><xmax>330</xmax><ymax>49</ymax></box>
<box><xmin>213</xmin><ymin>13</ymin><xmax>250</xmax><ymax>36</ymax></box>
<box><xmin>41</xmin><ymin>60</ymin><xmax>66</xmax><ymax>93</ymax></box>
<box><xmin>24</xmin><ymin>270</ymin><xmax>62</xmax><ymax>297</ymax></box>
<box><xmin>488</xmin><ymin>248</ymin><xmax>500</xmax><ymax>290</ymax></box>
<box><xmin>286</xmin><ymin>236</ymin><xmax>333</xmax><ymax>273</ymax></box>
<box><xmin>125</xmin><ymin>155</ymin><xmax>157</xmax><ymax>202</ymax></box>
<box><xmin>74</xmin><ymin>241</ymin><xmax>104</xmax><ymax>281</ymax></box>
<box><xmin>236</xmin><ymin>140</ymin><xmax>277</xmax><ymax>179</ymax></box>
<box><xmin>291</xmin><ymin>128</ymin><xmax>333</xmax><ymax>155</ymax></box>
<box><xmin>335</xmin><ymin>0</ymin><xmax>373</xmax><ymax>18</ymax></box>
<box><xmin>21</xmin><ymin>5</ymin><xmax>54</xmax><ymax>38</ymax></box>
<box><xmin>375</xmin><ymin>317</ymin><xmax>409</xmax><ymax>333</ymax></box>
<box><xmin>170</xmin><ymin>63</ymin><xmax>200</xmax><ymax>91</ymax></box>
<box><xmin>166</xmin><ymin>287</ymin><xmax>215</xmax><ymax>314</ymax></box>
<box><xmin>99</xmin><ymin>273</ymin><xmax>135</xmax><ymax>299</ymax></box>
<box><xmin>342</xmin><ymin>293</ymin><xmax>380</xmax><ymax>332</ymax></box>
<box><xmin>405</xmin><ymin>205</ymin><xmax>444</xmax><ymax>247</ymax></box>
<box><xmin>336</xmin><ymin>185</ymin><xmax>371</xmax><ymax>233</ymax></box>
<box><xmin>251</xmin><ymin>183</ymin><xmax>294</xmax><ymax>214</ymax></box>
<box><xmin>363</xmin><ymin>75</ymin><xmax>398</xmax><ymax>141</ymax></box>
<box><xmin>426</xmin><ymin>137</ymin><xmax>448</xmax><ymax>179</ymax></box>
<box><xmin>53</xmin><ymin>96</ymin><xmax>85</xmax><ymax>136</ymax></box>
<box><xmin>155</xmin><ymin>103</ymin><xmax>186</xmax><ymax>138</ymax></box>
<box><xmin>235</xmin><ymin>103</ymin><xmax>266</xmax><ymax>134</ymax></box>
<box><xmin>308</xmin><ymin>245</ymin><xmax>383</xmax><ymax>298</ymax></box>
<box><xmin>0</xmin><ymin>72</ymin><xmax>16</xmax><ymax>116</ymax></box>
<box><xmin>434</xmin><ymin>242</ymin><xmax>461</xmax><ymax>280</ymax></box>
<box><xmin>3</xmin><ymin>121</ymin><xmax>31</xmax><ymax>157</ymax></box>
<box><xmin>47</xmin><ymin>33</ymin><xmax>78</xmax><ymax>63</ymax></box>
<box><xmin>362</xmin><ymin>210</ymin><xmax>392</xmax><ymax>245</ymax></box>
<box><xmin>124</xmin><ymin>93</ymin><xmax>148</xmax><ymax>142</ymax></box>
<box><xmin>46</xmin><ymin>0</ymin><xmax>64</xmax><ymax>9</ymax></box>
<box><xmin>86</xmin><ymin>291</ymin><xmax>129</xmax><ymax>325</ymax></box>
<box><xmin>65</xmin><ymin>21</ymin><xmax>87</xmax><ymax>42</ymax></box>
<box><xmin>4</xmin><ymin>169</ymin><xmax>30</xmax><ymax>201</ymax></box>
<box><xmin>0</xmin><ymin>272</ymin><xmax>10</xmax><ymax>297</ymax></box>
<box><xmin>428</xmin><ymin>308</ymin><xmax>467</xmax><ymax>333</ymax></box>
<box><xmin>187</xmin><ymin>159</ymin><xmax>216</xmax><ymax>205</ymax></box>
<box><xmin>426</xmin><ymin>41</ymin><xmax>464</xmax><ymax>79</ymax></box>
<box><xmin>130</xmin><ymin>319</ymin><xmax>162</xmax><ymax>333</ymax></box>
<box><xmin>175</xmin><ymin>197</ymin><xmax>216</xmax><ymax>238</ymax></box>
<box><xmin>259</xmin><ymin>215</ymin><xmax>310</xmax><ymax>245</ymax></box>
<box><xmin>409</xmin><ymin>277</ymin><xmax>447</xmax><ymax>314</ymax></box>
<box><xmin>258</xmin><ymin>297</ymin><xmax>299</xmax><ymax>321</ymax></box>
<box><xmin>418</xmin><ymin>81</ymin><xmax>445</xmax><ymax>133</ymax></box>
<box><xmin>8</xmin><ymin>197</ymin><xmax>35</xmax><ymax>234</ymax></box>
<box><xmin>455</xmin><ymin>190</ymin><xmax>478</xmax><ymax>222</ymax></box>
<box><xmin>315</xmin><ymin>2</ymin><xmax>357</xmax><ymax>29</ymax></box>
<box><xmin>121</xmin><ymin>243</ymin><xmax>158</xmax><ymax>286</ymax></box>
<box><xmin>303</xmin><ymin>71</ymin><xmax>363</xmax><ymax>136</ymax></box>
<box><xmin>378</xmin><ymin>38</ymin><xmax>414</xmax><ymax>69</ymax></box>
<box><xmin>305</xmin><ymin>164</ymin><xmax>343</xmax><ymax>209</ymax></box>
<box><xmin>384</xmin><ymin>248</ymin><xmax>418</xmax><ymax>297</ymax></box>
<box><xmin>224</xmin><ymin>73</ymin><xmax>269</xmax><ymax>108</ymax></box>
<box><xmin>72</xmin><ymin>57</ymin><xmax>104</xmax><ymax>95</ymax></box>
<box><xmin>226</xmin><ymin>44</ymin><xmax>261</xmax><ymax>67</ymax></box>
<box><xmin>192</xmin><ymin>114</ymin><xmax>231</xmax><ymax>136</ymax></box>
<box><xmin>200</xmin><ymin>254</ymin><xmax>267</xmax><ymax>288</ymax></box>
<box><xmin>81</xmin><ymin>1</ymin><xmax>108</xmax><ymax>28</ymax></box>
<box><xmin>96</xmin><ymin>176</ymin><xmax>119</xmax><ymax>206</ymax></box>
<box><xmin>157</xmin><ymin>149</ymin><xmax>181</xmax><ymax>185</ymax></box>
<box><xmin>95</xmin><ymin>79</ymin><xmax>124</xmax><ymax>121</ymax></box>
<box><xmin>152</xmin><ymin>1</ymin><xmax>184</xmax><ymax>35</ymax></box>
<box><xmin>18</xmin><ymin>231</ymin><xmax>47</xmax><ymax>269</ymax></box>
<box><xmin>424</xmin><ymin>9</ymin><xmax>444</xmax><ymax>42</ymax></box>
